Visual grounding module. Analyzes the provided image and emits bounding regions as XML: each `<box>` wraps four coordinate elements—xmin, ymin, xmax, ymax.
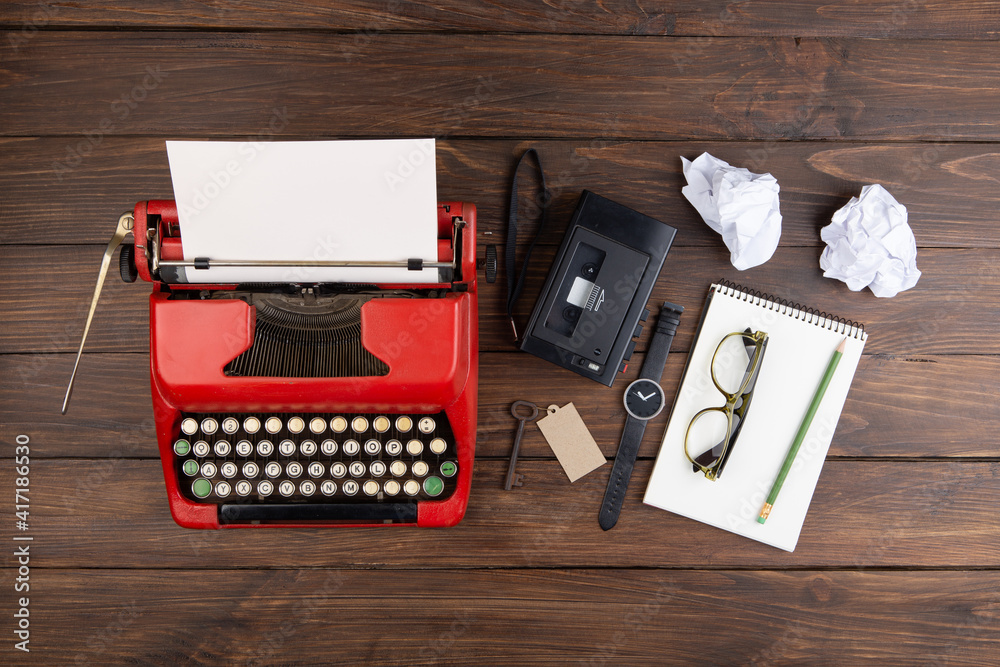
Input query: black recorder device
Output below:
<box><xmin>520</xmin><ymin>190</ymin><xmax>677</xmax><ymax>386</ymax></box>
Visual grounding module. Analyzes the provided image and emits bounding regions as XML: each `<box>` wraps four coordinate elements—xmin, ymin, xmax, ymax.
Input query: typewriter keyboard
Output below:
<box><xmin>173</xmin><ymin>412</ymin><xmax>459</xmax><ymax>504</ymax></box>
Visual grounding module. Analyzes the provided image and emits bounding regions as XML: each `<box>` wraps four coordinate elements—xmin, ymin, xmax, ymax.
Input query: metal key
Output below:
<box><xmin>505</xmin><ymin>401</ymin><xmax>538</xmax><ymax>490</ymax></box>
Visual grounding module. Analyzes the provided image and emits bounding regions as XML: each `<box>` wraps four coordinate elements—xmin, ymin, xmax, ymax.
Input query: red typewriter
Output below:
<box><xmin>64</xmin><ymin>200</ymin><xmax>478</xmax><ymax>528</ymax></box>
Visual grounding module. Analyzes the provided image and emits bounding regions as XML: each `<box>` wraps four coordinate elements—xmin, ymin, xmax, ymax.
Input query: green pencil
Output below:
<box><xmin>757</xmin><ymin>337</ymin><xmax>847</xmax><ymax>524</ymax></box>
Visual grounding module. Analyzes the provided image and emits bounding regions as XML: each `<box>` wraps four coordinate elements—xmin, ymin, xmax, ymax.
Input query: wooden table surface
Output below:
<box><xmin>2</xmin><ymin>2</ymin><xmax>999</xmax><ymax>664</ymax></box>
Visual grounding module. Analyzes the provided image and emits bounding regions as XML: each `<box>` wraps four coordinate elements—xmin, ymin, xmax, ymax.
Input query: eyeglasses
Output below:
<box><xmin>684</xmin><ymin>329</ymin><xmax>768</xmax><ymax>480</ymax></box>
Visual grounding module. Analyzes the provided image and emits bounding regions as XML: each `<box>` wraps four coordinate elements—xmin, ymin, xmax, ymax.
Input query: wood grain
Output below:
<box><xmin>1</xmin><ymin>459</ymin><xmax>997</xmax><ymax>569</ymax></box>
<box><xmin>2</xmin><ymin>352</ymin><xmax>995</xmax><ymax>460</ymax></box>
<box><xmin>3</xmin><ymin>138</ymin><xmax>999</xmax><ymax>249</ymax></box>
<box><xmin>3</xmin><ymin>33</ymin><xmax>1000</xmax><ymax>140</ymax></box>
<box><xmin>4</xmin><ymin>569</ymin><xmax>999</xmax><ymax>665</ymax></box>
<box><xmin>2</xmin><ymin>1</ymin><xmax>998</xmax><ymax>37</ymax></box>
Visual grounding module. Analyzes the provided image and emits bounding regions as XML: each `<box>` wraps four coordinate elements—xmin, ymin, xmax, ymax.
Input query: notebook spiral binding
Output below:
<box><xmin>715</xmin><ymin>279</ymin><xmax>867</xmax><ymax>340</ymax></box>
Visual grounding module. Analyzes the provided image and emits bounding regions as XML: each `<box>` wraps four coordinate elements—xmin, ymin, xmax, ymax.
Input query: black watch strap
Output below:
<box><xmin>599</xmin><ymin>302</ymin><xmax>683</xmax><ymax>531</ymax></box>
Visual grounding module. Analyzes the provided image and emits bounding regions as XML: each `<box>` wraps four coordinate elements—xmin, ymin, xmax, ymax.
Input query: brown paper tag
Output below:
<box><xmin>535</xmin><ymin>402</ymin><xmax>606</xmax><ymax>483</ymax></box>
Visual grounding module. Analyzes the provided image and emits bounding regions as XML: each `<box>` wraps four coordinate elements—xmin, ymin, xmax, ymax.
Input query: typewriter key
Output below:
<box><xmin>265</xmin><ymin>417</ymin><xmax>282</xmax><ymax>434</ymax></box>
<box><xmin>373</xmin><ymin>416</ymin><xmax>390</xmax><ymax>433</ymax></box>
<box><xmin>181</xmin><ymin>418</ymin><xmax>198</xmax><ymax>436</ymax></box>
<box><xmin>300</xmin><ymin>440</ymin><xmax>317</xmax><ymax>456</ymax></box>
<box><xmin>257</xmin><ymin>480</ymin><xmax>273</xmax><ymax>497</ymax></box>
<box><xmin>384</xmin><ymin>480</ymin><xmax>401</xmax><ymax>496</ymax></box>
<box><xmin>385</xmin><ymin>439</ymin><xmax>403</xmax><ymax>456</ymax></box>
<box><xmin>236</xmin><ymin>440</ymin><xmax>253</xmax><ymax>456</ymax></box>
<box><xmin>395</xmin><ymin>416</ymin><xmax>413</xmax><ymax>432</ymax></box>
<box><xmin>403</xmin><ymin>480</ymin><xmax>420</xmax><ymax>496</ymax></box>
<box><xmin>278</xmin><ymin>439</ymin><xmax>296</xmax><ymax>456</ymax></box>
<box><xmin>214</xmin><ymin>440</ymin><xmax>231</xmax><ymax>457</ymax></box>
<box><xmin>390</xmin><ymin>461</ymin><xmax>407</xmax><ymax>477</ymax></box>
<box><xmin>193</xmin><ymin>441</ymin><xmax>210</xmax><ymax>457</ymax></box>
<box><xmin>364</xmin><ymin>439</ymin><xmax>381</xmax><ymax>455</ymax></box>
<box><xmin>321</xmin><ymin>480</ymin><xmax>336</xmax><ymax>496</ymax></box>
<box><xmin>201</xmin><ymin>418</ymin><xmax>218</xmax><ymax>435</ymax></box>
<box><xmin>192</xmin><ymin>478</ymin><xmax>212</xmax><ymax>498</ymax></box>
<box><xmin>412</xmin><ymin>461</ymin><xmax>429</xmax><ymax>477</ymax></box>
<box><xmin>349</xmin><ymin>461</ymin><xmax>366</xmax><ymax>478</ymax></box>
<box><xmin>278</xmin><ymin>481</ymin><xmax>295</xmax><ymax>497</ymax></box>
<box><xmin>242</xmin><ymin>462</ymin><xmax>259</xmax><ymax>478</ymax></box>
<box><xmin>330</xmin><ymin>462</ymin><xmax>347</xmax><ymax>478</ymax></box>
<box><xmin>342</xmin><ymin>440</ymin><xmax>360</xmax><ymax>456</ymax></box>
<box><xmin>300</xmin><ymin>480</ymin><xmax>316</xmax><ymax>496</ymax></box>
<box><xmin>286</xmin><ymin>462</ymin><xmax>303</xmax><ymax>478</ymax></box>
<box><xmin>215</xmin><ymin>481</ymin><xmax>231</xmax><ymax>498</ymax></box>
<box><xmin>221</xmin><ymin>418</ymin><xmax>239</xmax><ymax>434</ymax></box>
<box><xmin>363</xmin><ymin>480</ymin><xmax>380</xmax><ymax>496</ymax></box>
<box><xmin>243</xmin><ymin>416</ymin><xmax>261</xmax><ymax>434</ymax></box>
<box><xmin>235</xmin><ymin>480</ymin><xmax>252</xmax><ymax>496</ymax></box>
<box><xmin>369</xmin><ymin>461</ymin><xmax>386</xmax><ymax>477</ymax></box>
<box><xmin>221</xmin><ymin>462</ymin><xmax>238</xmax><ymax>478</ymax></box>
<box><xmin>440</xmin><ymin>461</ymin><xmax>458</xmax><ymax>478</ymax></box>
<box><xmin>308</xmin><ymin>462</ymin><xmax>325</xmax><ymax>478</ymax></box>
<box><xmin>352</xmin><ymin>416</ymin><xmax>369</xmax><ymax>433</ymax></box>
<box><xmin>423</xmin><ymin>476</ymin><xmax>444</xmax><ymax>497</ymax></box>
<box><xmin>418</xmin><ymin>417</ymin><xmax>436</xmax><ymax>434</ymax></box>
<box><xmin>265</xmin><ymin>462</ymin><xmax>282</xmax><ymax>478</ymax></box>
<box><xmin>287</xmin><ymin>416</ymin><xmax>305</xmax><ymax>434</ymax></box>
<box><xmin>330</xmin><ymin>416</ymin><xmax>348</xmax><ymax>433</ymax></box>
<box><xmin>320</xmin><ymin>439</ymin><xmax>338</xmax><ymax>455</ymax></box>
<box><xmin>173</xmin><ymin>439</ymin><xmax>191</xmax><ymax>456</ymax></box>
<box><xmin>406</xmin><ymin>439</ymin><xmax>424</xmax><ymax>456</ymax></box>
<box><xmin>257</xmin><ymin>440</ymin><xmax>274</xmax><ymax>456</ymax></box>
<box><xmin>182</xmin><ymin>460</ymin><xmax>199</xmax><ymax>476</ymax></box>
<box><xmin>309</xmin><ymin>417</ymin><xmax>327</xmax><ymax>434</ymax></box>
<box><xmin>343</xmin><ymin>480</ymin><xmax>359</xmax><ymax>496</ymax></box>
<box><xmin>201</xmin><ymin>462</ymin><xmax>218</xmax><ymax>478</ymax></box>
<box><xmin>429</xmin><ymin>438</ymin><xmax>447</xmax><ymax>455</ymax></box>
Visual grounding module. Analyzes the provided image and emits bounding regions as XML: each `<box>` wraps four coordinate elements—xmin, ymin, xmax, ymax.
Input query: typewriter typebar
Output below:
<box><xmin>128</xmin><ymin>200</ymin><xmax>478</xmax><ymax>528</ymax></box>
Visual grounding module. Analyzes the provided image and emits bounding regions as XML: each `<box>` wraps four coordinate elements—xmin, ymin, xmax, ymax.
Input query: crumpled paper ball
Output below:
<box><xmin>681</xmin><ymin>152</ymin><xmax>782</xmax><ymax>270</ymax></box>
<box><xmin>819</xmin><ymin>184</ymin><xmax>921</xmax><ymax>298</ymax></box>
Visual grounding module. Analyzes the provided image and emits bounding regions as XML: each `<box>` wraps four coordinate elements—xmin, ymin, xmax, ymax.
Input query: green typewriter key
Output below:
<box><xmin>191</xmin><ymin>478</ymin><xmax>212</xmax><ymax>498</ymax></box>
<box><xmin>173</xmin><ymin>439</ymin><xmax>191</xmax><ymax>456</ymax></box>
<box><xmin>423</xmin><ymin>476</ymin><xmax>444</xmax><ymax>497</ymax></box>
<box><xmin>440</xmin><ymin>461</ymin><xmax>458</xmax><ymax>478</ymax></box>
<box><xmin>182</xmin><ymin>460</ymin><xmax>199</xmax><ymax>476</ymax></box>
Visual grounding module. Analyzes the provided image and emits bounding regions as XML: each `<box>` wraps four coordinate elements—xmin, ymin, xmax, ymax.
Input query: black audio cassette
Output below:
<box><xmin>520</xmin><ymin>190</ymin><xmax>677</xmax><ymax>386</ymax></box>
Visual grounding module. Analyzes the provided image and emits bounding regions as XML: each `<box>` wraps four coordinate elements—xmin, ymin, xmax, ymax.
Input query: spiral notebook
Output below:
<box><xmin>643</xmin><ymin>282</ymin><xmax>868</xmax><ymax>552</ymax></box>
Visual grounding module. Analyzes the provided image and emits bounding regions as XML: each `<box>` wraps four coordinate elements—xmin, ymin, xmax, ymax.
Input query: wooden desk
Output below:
<box><xmin>2</xmin><ymin>2</ymin><xmax>998</xmax><ymax>663</ymax></box>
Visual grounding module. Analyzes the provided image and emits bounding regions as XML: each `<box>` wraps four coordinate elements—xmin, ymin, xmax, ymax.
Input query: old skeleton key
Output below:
<box><xmin>505</xmin><ymin>401</ymin><xmax>538</xmax><ymax>490</ymax></box>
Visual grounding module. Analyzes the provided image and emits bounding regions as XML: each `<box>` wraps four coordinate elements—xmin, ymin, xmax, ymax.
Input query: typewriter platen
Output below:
<box><xmin>65</xmin><ymin>200</ymin><xmax>478</xmax><ymax>528</ymax></box>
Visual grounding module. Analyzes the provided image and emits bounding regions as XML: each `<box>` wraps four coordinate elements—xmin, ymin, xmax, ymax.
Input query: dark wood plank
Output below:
<box><xmin>2</xmin><ymin>245</ymin><xmax>996</xmax><ymax>355</ymax></box>
<box><xmin>3</xmin><ymin>138</ymin><xmax>998</xmax><ymax>249</ymax></box>
<box><xmin>2</xmin><ymin>1</ymin><xmax>998</xmax><ymax>38</ymax></box>
<box><xmin>2</xmin><ymin>459</ymin><xmax>997</xmax><ymax>568</ymax></box>
<box><xmin>3</xmin><ymin>33</ymin><xmax>1000</xmax><ymax>140</ymax></box>
<box><xmin>3</xmin><ymin>352</ymin><xmax>995</xmax><ymax>460</ymax></box>
<box><xmin>5</xmin><ymin>569</ymin><xmax>999</xmax><ymax>665</ymax></box>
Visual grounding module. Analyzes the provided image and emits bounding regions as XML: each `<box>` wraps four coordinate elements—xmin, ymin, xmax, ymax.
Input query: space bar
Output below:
<box><xmin>218</xmin><ymin>502</ymin><xmax>418</xmax><ymax>524</ymax></box>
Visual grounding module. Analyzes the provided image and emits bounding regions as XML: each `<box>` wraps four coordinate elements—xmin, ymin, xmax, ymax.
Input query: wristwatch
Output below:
<box><xmin>598</xmin><ymin>301</ymin><xmax>683</xmax><ymax>531</ymax></box>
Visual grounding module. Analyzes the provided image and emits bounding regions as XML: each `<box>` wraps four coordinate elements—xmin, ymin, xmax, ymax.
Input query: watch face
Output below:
<box><xmin>623</xmin><ymin>379</ymin><xmax>665</xmax><ymax>420</ymax></box>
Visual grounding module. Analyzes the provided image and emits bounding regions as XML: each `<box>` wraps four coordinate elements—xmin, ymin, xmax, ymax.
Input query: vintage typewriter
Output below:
<box><xmin>64</xmin><ymin>200</ymin><xmax>478</xmax><ymax>528</ymax></box>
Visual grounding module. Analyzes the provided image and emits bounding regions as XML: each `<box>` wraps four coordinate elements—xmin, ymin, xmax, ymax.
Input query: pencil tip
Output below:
<box><xmin>837</xmin><ymin>338</ymin><xmax>847</xmax><ymax>354</ymax></box>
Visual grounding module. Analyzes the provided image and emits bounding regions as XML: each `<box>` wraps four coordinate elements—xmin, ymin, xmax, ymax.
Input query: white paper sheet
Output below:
<box><xmin>166</xmin><ymin>139</ymin><xmax>439</xmax><ymax>284</ymax></box>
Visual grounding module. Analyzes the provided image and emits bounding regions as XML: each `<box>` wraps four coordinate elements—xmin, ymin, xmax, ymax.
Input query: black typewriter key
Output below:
<box><xmin>221</xmin><ymin>418</ymin><xmax>239</xmax><ymax>434</ymax></box>
<box><xmin>364</xmin><ymin>439</ymin><xmax>381</xmax><ymax>455</ymax></box>
<box><xmin>300</xmin><ymin>440</ymin><xmax>317</xmax><ymax>456</ymax></box>
<box><xmin>403</xmin><ymin>480</ymin><xmax>420</xmax><ymax>496</ymax></box>
<box><xmin>181</xmin><ymin>418</ymin><xmax>199</xmax><ymax>436</ymax></box>
<box><xmin>236</xmin><ymin>440</ymin><xmax>252</xmax><ymax>456</ymax></box>
<box><xmin>300</xmin><ymin>480</ymin><xmax>316</xmax><ymax>496</ymax></box>
<box><xmin>286</xmin><ymin>462</ymin><xmax>303</xmax><ymax>478</ymax></box>
<box><xmin>385</xmin><ymin>439</ymin><xmax>402</xmax><ymax>456</ymax></box>
<box><xmin>257</xmin><ymin>440</ymin><xmax>274</xmax><ymax>456</ymax></box>
<box><xmin>349</xmin><ymin>461</ymin><xmax>366</xmax><ymax>477</ymax></box>
<box><xmin>257</xmin><ymin>480</ymin><xmax>273</xmax><ymax>497</ymax></box>
<box><xmin>320</xmin><ymin>439</ymin><xmax>337</xmax><ymax>455</ymax></box>
<box><xmin>192</xmin><ymin>478</ymin><xmax>212</xmax><ymax>498</ymax></box>
<box><xmin>264</xmin><ymin>462</ymin><xmax>281</xmax><ymax>478</ymax></box>
<box><xmin>243</xmin><ymin>416</ymin><xmax>261</xmax><ymax>434</ymax></box>
<box><xmin>390</xmin><ymin>461</ymin><xmax>407</xmax><ymax>477</ymax></box>
<box><xmin>287</xmin><ymin>416</ymin><xmax>305</xmax><ymax>434</ymax></box>
<box><xmin>351</xmin><ymin>416</ymin><xmax>369</xmax><ymax>433</ymax></box>
<box><xmin>278</xmin><ymin>439</ymin><xmax>296</xmax><ymax>456</ymax></box>
<box><xmin>309</xmin><ymin>417</ymin><xmax>327</xmax><ymax>434</ymax></box>
<box><xmin>343</xmin><ymin>480</ymin><xmax>359</xmax><ymax>496</ymax></box>
<box><xmin>215</xmin><ymin>481</ymin><xmax>231</xmax><ymax>498</ymax></box>
<box><xmin>278</xmin><ymin>481</ymin><xmax>295</xmax><ymax>497</ymax></box>
<box><xmin>406</xmin><ymin>439</ymin><xmax>424</xmax><ymax>456</ymax></box>
<box><xmin>412</xmin><ymin>461</ymin><xmax>429</xmax><ymax>477</ymax></box>
<box><xmin>330</xmin><ymin>462</ymin><xmax>347</xmax><ymax>478</ymax></box>
<box><xmin>429</xmin><ymin>438</ymin><xmax>447</xmax><ymax>455</ymax></box>
<box><xmin>308</xmin><ymin>462</ymin><xmax>325</xmax><ymax>478</ymax></box>
<box><xmin>221</xmin><ymin>462</ymin><xmax>238</xmax><ymax>478</ymax></box>
<box><xmin>214</xmin><ymin>440</ymin><xmax>231</xmax><ymax>457</ymax></box>
<box><xmin>235</xmin><ymin>480</ymin><xmax>252</xmax><ymax>496</ymax></box>
<box><xmin>330</xmin><ymin>416</ymin><xmax>348</xmax><ymax>433</ymax></box>
<box><xmin>242</xmin><ymin>462</ymin><xmax>259</xmax><ymax>478</ymax></box>
<box><xmin>321</xmin><ymin>480</ymin><xmax>337</xmax><ymax>496</ymax></box>
<box><xmin>200</xmin><ymin>462</ymin><xmax>218</xmax><ymax>478</ymax></box>
<box><xmin>265</xmin><ymin>417</ymin><xmax>282</xmax><ymax>434</ymax></box>
<box><xmin>373</xmin><ymin>416</ymin><xmax>391</xmax><ymax>433</ymax></box>
<box><xmin>193</xmin><ymin>441</ymin><xmax>210</xmax><ymax>457</ymax></box>
<box><xmin>440</xmin><ymin>461</ymin><xmax>458</xmax><ymax>478</ymax></box>
<box><xmin>369</xmin><ymin>461</ymin><xmax>386</xmax><ymax>477</ymax></box>
<box><xmin>363</xmin><ymin>480</ymin><xmax>380</xmax><ymax>496</ymax></box>
<box><xmin>384</xmin><ymin>480</ymin><xmax>401</xmax><ymax>496</ymax></box>
<box><xmin>423</xmin><ymin>476</ymin><xmax>444</xmax><ymax>497</ymax></box>
<box><xmin>182</xmin><ymin>460</ymin><xmax>199</xmax><ymax>476</ymax></box>
<box><xmin>395</xmin><ymin>416</ymin><xmax>413</xmax><ymax>432</ymax></box>
<box><xmin>343</xmin><ymin>440</ymin><xmax>360</xmax><ymax>456</ymax></box>
<box><xmin>418</xmin><ymin>417</ymin><xmax>436</xmax><ymax>434</ymax></box>
<box><xmin>173</xmin><ymin>439</ymin><xmax>191</xmax><ymax>456</ymax></box>
<box><xmin>201</xmin><ymin>418</ymin><xmax>218</xmax><ymax>435</ymax></box>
